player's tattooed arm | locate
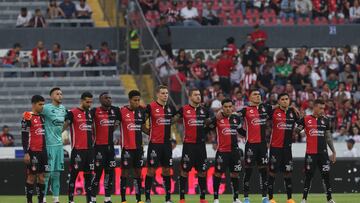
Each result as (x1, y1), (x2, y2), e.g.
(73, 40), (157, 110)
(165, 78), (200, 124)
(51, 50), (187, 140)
(325, 130), (335, 153)
(171, 114), (181, 124)
(141, 124), (149, 135)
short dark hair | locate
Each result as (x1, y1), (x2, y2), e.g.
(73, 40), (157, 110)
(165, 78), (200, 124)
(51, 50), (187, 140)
(314, 99), (325, 106)
(53, 42), (61, 49)
(156, 85), (168, 93)
(31, 95), (45, 104)
(101, 41), (108, 47)
(49, 87), (61, 96)
(13, 43), (21, 48)
(35, 8), (41, 13)
(21, 7), (27, 12)
(99, 92), (109, 99)
(249, 88), (260, 95)
(221, 98), (233, 105)
(128, 90), (141, 99)
(86, 44), (92, 49)
(188, 88), (200, 96)
(278, 93), (289, 100)
(81, 92), (93, 100)
(3, 125), (9, 130)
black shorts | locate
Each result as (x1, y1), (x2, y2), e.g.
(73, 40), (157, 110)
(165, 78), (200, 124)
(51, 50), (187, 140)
(244, 142), (268, 167)
(121, 148), (144, 169)
(269, 147), (293, 173)
(181, 143), (207, 172)
(214, 148), (242, 173)
(70, 149), (94, 172)
(147, 142), (172, 168)
(26, 151), (49, 174)
(94, 145), (116, 169)
(304, 152), (331, 174)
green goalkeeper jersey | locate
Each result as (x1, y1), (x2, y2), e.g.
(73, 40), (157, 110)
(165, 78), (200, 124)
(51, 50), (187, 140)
(42, 103), (67, 147)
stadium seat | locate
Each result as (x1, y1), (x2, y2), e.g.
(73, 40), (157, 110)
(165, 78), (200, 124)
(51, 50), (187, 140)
(297, 17), (311, 25)
(314, 17), (329, 25)
(280, 18), (295, 26)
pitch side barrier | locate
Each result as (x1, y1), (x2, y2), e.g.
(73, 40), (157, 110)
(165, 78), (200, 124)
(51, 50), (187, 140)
(0, 158), (358, 195)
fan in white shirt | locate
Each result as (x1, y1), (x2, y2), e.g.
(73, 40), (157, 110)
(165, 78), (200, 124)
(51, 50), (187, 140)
(16, 7), (32, 27)
(343, 138), (359, 157)
(180, 0), (201, 26)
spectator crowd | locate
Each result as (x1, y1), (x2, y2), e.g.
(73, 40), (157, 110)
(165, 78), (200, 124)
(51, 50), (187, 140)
(154, 24), (360, 145)
(138, 0), (360, 26)
(16, 0), (93, 28)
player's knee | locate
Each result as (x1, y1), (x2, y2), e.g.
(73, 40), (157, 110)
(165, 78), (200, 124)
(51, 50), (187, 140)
(284, 172), (292, 178)
(214, 172), (222, 177)
(147, 167), (156, 177)
(197, 171), (205, 177)
(27, 174), (36, 184)
(162, 167), (171, 176)
(230, 172), (239, 178)
(180, 169), (188, 177)
(38, 174), (46, 184)
(269, 171), (276, 177)
(134, 169), (142, 178)
(121, 169), (130, 177)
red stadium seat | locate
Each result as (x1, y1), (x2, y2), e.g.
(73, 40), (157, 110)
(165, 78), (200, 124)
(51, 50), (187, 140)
(246, 9), (259, 19)
(262, 9), (276, 18)
(314, 17), (329, 25)
(297, 17), (311, 25)
(281, 18), (295, 26)
(264, 17), (278, 26)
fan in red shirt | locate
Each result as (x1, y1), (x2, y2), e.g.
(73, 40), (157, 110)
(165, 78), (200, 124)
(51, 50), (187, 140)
(90, 92), (120, 203)
(2, 43), (21, 67)
(144, 85), (177, 203)
(238, 89), (272, 202)
(208, 98), (242, 203)
(295, 99), (336, 203)
(250, 24), (268, 50)
(22, 95), (47, 203)
(224, 37), (238, 58)
(267, 93), (299, 203)
(119, 90), (147, 203)
(173, 88), (210, 203)
(216, 50), (234, 95)
(80, 44), (97, 67)
(95, 42), (114, 66)
(64, 92), (94, 203)
(31, 41), (49, 67)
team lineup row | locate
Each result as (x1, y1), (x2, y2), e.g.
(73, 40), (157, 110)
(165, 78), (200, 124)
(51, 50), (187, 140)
(21, 86), (336, 203)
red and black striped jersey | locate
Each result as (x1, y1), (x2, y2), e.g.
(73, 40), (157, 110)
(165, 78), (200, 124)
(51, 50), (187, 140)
(296, 115), (330, 154)
(119, 106), (146, 150)
(66, 108), (94, 150)
(270, 107), (299, 148)
(21, 113), (46, 152)
(177, 104), (210, 144)
(209, 115), (241, 152)
(146, 101), (176, 144)
(91, 106), (120, 146)
(238, 103), (272, 144)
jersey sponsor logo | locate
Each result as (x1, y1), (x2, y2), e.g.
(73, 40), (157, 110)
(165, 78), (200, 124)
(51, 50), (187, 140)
(200, 109), (204, 114)
(138, 112), (142, 118)
(309, 129), (325, 136)
(220, 119), (225, 124)
(100, 119), (115, 126)
(249, 109), (254, 114)
(126, 123), (141, 131)
(276, 122), (293, 130)
(126, 113), (130, 118)
(155, 108), (160, 113)
(321, 119), (325, 125)
(167, 107), (171, 113)
(186, 110), (191, 114)
(156, 118), (171, 125)
(307, 120), (312, 124)
(187, 118), (204, 126)
(35, 128), (45, 135)
(277, 113), (282, 117)
(79, 123), (92, 131)
(51, 119), (64, 126)
(289, 113), (294, 118)
(221, 128), (237, 135)
(250, 118), (267, 125)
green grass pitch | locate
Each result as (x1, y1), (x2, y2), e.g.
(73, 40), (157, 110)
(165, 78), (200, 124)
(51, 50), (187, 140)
(0, 194), (358, 203)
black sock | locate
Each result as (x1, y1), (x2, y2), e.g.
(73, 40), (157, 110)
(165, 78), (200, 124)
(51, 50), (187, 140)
(179, 176), (187, 200)
(104, 168), (114, 198)
(231, 177), (239, 201)
(163, 175), (171, 201)
(84, 173), (93, 203)
(321, 172), (332, 201)
(120, 176), (127, 202)
(36, 183), (45, 203)
(198, 176), (207, 200)
(213, 175), (221, 200)
(134, 178), (142, 201)
(91, 168), (102, 198)
(284, 177), (292, 199)
(268, 175), (275, 199)
(68, 169), (79, 202)
(243, 168), (253, 198)
(145, 175), (153, 200)
(259, 168), (268, 197)
(25, 183), (34, 203)
(303, 172), (313, 200)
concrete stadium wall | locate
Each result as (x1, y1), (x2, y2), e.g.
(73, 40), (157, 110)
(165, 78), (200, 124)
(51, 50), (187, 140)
(0, 25), (359, 50)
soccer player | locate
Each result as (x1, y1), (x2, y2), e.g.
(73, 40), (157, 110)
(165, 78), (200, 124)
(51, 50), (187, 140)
(119, 90), (147, 203)
(208, 98), (242, 203)
(42, 87), (67, 203)
(295, 99), (336, 203)
(238, 89), (272, 203)
(173, 88), (210, 203)
(64, 92), (94, 203)
(144, 85), (177, 203)
(22, 95), (47, 203)
(267, 93), (299, 203)
(90, 92), (120, 203)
